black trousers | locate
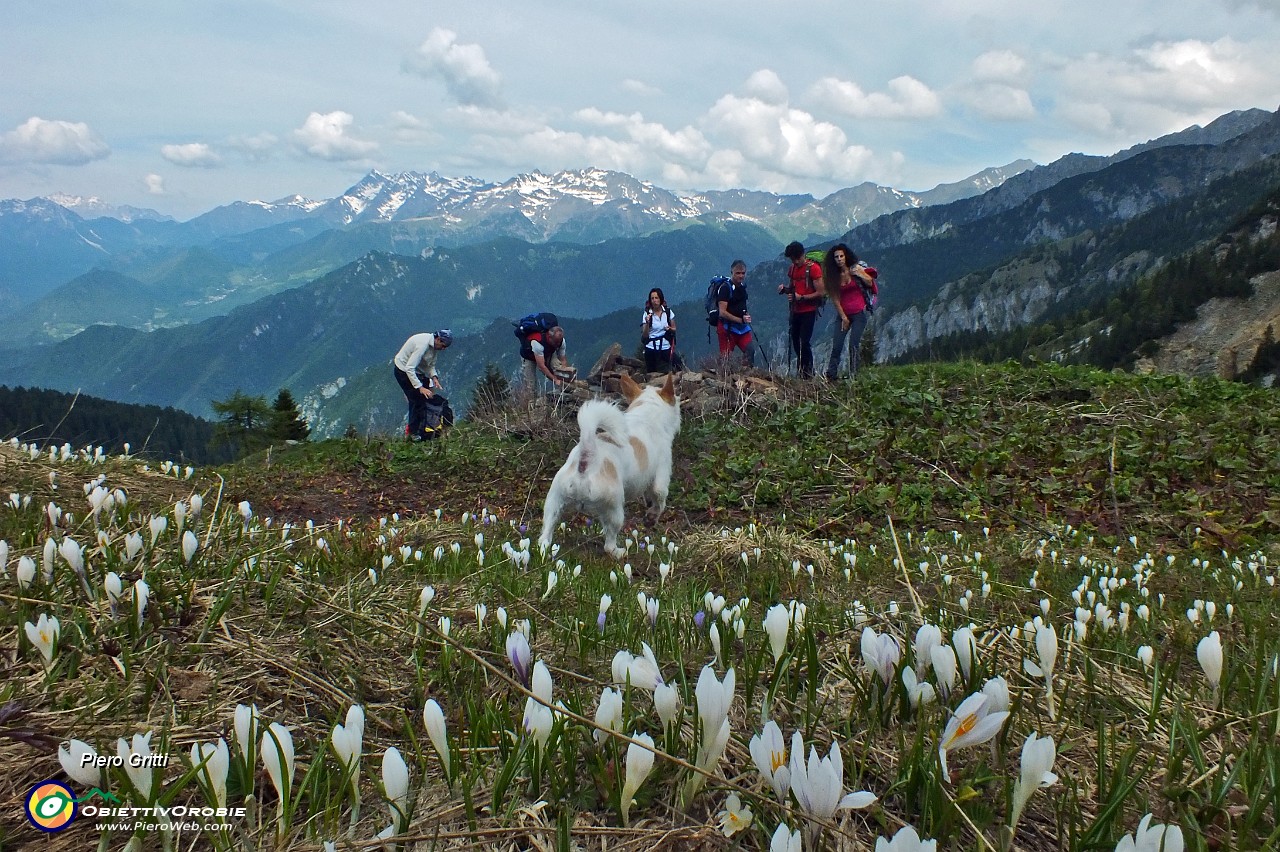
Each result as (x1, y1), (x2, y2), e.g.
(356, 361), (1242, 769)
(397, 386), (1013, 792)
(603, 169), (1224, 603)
(789, 311), (818, 377)
(644, 346), (675, 373)
(394, 366), (431, 436)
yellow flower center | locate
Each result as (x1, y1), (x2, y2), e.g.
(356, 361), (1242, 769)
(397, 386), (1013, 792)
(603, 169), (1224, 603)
(771, 750), (786, 773)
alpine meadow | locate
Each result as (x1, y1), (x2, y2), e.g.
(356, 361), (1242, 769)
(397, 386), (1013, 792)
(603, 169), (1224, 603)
(3, 106), (1280, 851)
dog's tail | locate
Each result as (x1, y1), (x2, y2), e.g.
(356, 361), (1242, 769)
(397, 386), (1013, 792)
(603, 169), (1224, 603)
(576, 400), (627, 474)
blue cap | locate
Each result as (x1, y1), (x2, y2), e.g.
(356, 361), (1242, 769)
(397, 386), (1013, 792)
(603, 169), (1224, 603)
(436, 329), (453, 346)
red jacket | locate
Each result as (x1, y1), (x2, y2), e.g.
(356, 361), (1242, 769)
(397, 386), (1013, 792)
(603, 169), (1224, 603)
(788, 260), (822, 315)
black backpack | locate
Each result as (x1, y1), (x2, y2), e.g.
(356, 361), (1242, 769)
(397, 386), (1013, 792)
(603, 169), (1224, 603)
(513, 312), (559, 339)
(419, 395), (455, 440)
(705, 277), (730, 326)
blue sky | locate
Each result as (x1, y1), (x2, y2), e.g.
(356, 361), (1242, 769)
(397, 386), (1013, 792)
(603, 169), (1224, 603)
(2, 0), (1278, 219)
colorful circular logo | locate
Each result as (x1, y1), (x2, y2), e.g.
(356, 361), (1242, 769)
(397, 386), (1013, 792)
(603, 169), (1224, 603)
(25, 780), (77, 832)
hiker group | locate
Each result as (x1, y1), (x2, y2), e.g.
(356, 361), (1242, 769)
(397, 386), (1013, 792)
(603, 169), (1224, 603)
(392, 240), (878, 440)
(709, 241), (878, 380)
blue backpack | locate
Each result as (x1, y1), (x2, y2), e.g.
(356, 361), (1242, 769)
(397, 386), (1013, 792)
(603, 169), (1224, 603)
(513, 312), (559, 339)
(705, 277), (730, 326)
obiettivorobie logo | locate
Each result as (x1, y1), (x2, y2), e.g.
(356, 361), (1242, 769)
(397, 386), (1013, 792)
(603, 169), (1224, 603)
(25, 781), (118, 832)
(24, 781), (244, 835)
(25, 783), (122, 832)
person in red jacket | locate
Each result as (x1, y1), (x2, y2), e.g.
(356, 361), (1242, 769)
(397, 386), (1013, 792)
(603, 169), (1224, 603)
(778, 241), (825, 377)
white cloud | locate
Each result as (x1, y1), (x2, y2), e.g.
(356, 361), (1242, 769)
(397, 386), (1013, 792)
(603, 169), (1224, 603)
(292, 111), (379, 161)
(1057, 37), (1278, 136)
(0, 117), (109, 165)
(144, 173), (166, 195)
(705, 93), (876, 183)
(160, 142), (222, 168)
(965, 84), (1036, 121)
(743, 69), (789, 106)
(972, 50), (1029, 84)
(809, 76), (943, 120)
(405, 28), (503, 108)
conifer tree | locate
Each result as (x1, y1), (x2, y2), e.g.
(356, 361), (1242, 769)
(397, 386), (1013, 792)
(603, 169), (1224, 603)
(269, 389), (310, 442)
(210, 390), (272, 458)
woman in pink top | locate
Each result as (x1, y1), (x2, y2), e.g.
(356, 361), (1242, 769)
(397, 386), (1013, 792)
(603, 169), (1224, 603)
(823, 244), (877, 380)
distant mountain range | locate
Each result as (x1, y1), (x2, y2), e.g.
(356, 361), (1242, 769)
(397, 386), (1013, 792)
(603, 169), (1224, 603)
(2, 106), (1278, 441)
(0, 161), (1032, 319)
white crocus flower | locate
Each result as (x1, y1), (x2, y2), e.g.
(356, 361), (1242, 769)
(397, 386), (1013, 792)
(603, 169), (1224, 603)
(619, 733), (656, 826)
(876, 825), (938, 851)
(654, 682), (680, 730)
(788, 732), (877, 847)
(716, 792), (753, 837)
(118, 732), (156, 801)
(594, 687), (624, 745)
(17, 555), (36, 590)
(683, 665), (735, 802)
(1114, 813), (1185, 852)
(861, 627), (900, 686)
(764, 604), (790, 663)
(190, 739), (230, 809)
(182, 530), (198, 563)
(379, 747), (411, 838)
(1023, 623), (1059, 720)
(149, 515), (167, 546)
(24, 613), (59, 666)
(952, 626), (977, 681)
(930, 645), (959, 699)
(1197, 631), (1224, 702)
(771, 823), (803, 852)
(902, 666), (937, 710)
(1009, 732), (1057, 833)
(611, 643), (664, 691)
(104, 572), (124, 615)
(981, 675), (1011, 715)
(331, 705), (365, 795)
(422, 699), (451, 780)
(59, 739), (103, 787)
(261, 722), (295, 814)
(749, 719), (791, 801)
(134, 579), (150, 624)
(914, 623), (943, 676)
(937, 693), (1010, 778)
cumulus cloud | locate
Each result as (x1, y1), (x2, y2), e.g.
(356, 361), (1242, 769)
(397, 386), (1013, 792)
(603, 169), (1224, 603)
(964, 84), (1036, 121)
(705, 92), (875, 182)
(405, 28), (503, 108)
(144, 173), (166, 195)
(809, 75), (943, 120)
(160, 142), (222, 168)
(0, 116), (109, 165)
(743, 69), (789, 106)
(292, 111), (379, 161)
(972, 50), (1029, 84)
(1057, 37), (1278, 135)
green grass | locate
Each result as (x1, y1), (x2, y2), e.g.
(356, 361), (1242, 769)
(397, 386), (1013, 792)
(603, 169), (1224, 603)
(1, 361), (1277, 851)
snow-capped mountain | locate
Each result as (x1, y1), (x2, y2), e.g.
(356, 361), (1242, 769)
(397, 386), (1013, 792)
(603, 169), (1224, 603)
(46, 193), (173, 223)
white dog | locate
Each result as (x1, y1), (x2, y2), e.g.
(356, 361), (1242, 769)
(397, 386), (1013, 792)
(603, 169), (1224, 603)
(539, 373), (681, 557)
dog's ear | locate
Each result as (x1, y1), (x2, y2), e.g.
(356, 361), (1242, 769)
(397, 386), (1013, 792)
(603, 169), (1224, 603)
(658, 372), (677, 405)
(619, 372), (643, 402)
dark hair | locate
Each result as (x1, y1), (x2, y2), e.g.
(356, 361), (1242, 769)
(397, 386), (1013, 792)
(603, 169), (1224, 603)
(647, 288), (667, 308)
(730, 259), (747, 271)
(824, 243), (859, 282)
(784, 241), (805, 260)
